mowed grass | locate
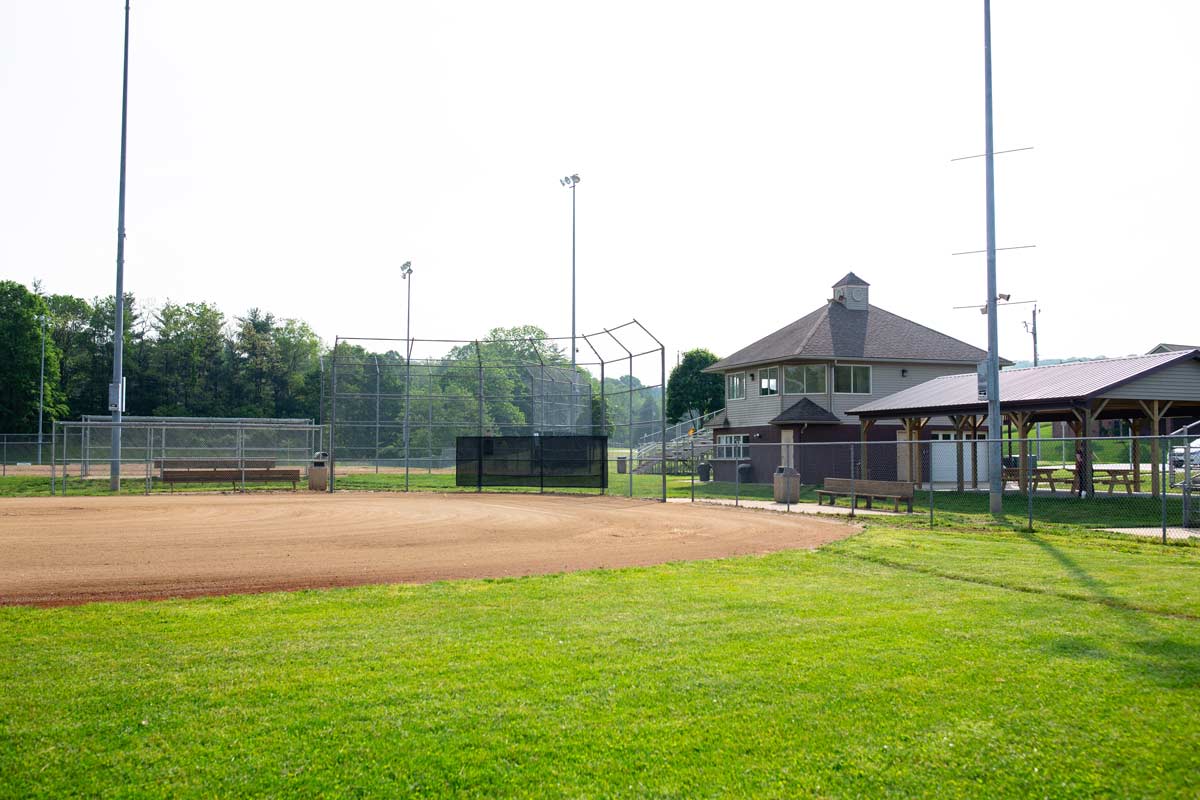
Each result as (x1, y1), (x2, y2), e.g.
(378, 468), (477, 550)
(2, 527), (1199, 797)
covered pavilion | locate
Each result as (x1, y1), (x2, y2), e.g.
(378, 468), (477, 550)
(848, 350), (1200, 496)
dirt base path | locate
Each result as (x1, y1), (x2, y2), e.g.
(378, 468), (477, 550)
(0, 493), (856, 606)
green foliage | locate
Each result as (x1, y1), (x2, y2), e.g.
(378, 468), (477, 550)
(666, 347), (723, 423)
(0, 282), (67, 431)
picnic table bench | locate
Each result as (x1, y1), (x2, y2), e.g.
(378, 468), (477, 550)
(1003, 467), (1066, 492)
(816, 477), (914, 513)
(161, 467), (300, 491)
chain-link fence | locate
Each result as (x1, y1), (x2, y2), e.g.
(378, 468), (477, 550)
(0, 434), (50, 476)
(49, 420), (325, 495)
(675, 435), (1198, 540)
(327, 322), (669, 497)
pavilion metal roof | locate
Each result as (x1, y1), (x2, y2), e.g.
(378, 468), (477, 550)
(848, 350), (1200, 418)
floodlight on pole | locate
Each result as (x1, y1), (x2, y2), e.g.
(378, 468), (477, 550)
(110, 0), (132, 492)
(561, 174), (580, 434)
(401, 260), (413, 492)
(560, 174), (579, 371)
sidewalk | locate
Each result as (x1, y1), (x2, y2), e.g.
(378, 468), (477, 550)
(666, 496), (905, 518)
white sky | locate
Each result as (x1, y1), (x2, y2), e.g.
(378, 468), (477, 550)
(2, 0), (1197, 370)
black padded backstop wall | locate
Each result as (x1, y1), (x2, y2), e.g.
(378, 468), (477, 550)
(456, 435), (608, 489)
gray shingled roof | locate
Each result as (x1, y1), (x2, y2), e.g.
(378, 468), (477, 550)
(769, 398), (841, 425)
(833, 272), (869, 287)
(849, 350), (1200, 417)
(705, 302), (997, 373)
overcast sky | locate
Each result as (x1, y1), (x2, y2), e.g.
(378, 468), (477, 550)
(2, 1), (1197, 370)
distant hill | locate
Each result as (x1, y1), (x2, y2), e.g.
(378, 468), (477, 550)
(1008, 355), (1138, 370)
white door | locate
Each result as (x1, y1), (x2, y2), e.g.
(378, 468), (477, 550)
(931, 433), (989, 484)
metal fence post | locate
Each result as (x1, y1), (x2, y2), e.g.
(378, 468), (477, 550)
(929, 442), (935, 529)
(690, 436), (695, 503)
(49, 428), (55, 495)
(735, 457), (740, 507)
(3, 435), (6, 478)
(476, 341), (484, 494)
(1162, 437), (1168, 544)
(145, 425), (152, 495)
(1027, 454), (1034, 532)
(849, 442), (856, 519)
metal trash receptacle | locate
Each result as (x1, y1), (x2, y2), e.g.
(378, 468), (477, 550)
(774, 466), (800, 503)
(697, 462), (712, 482)
(309, 451), (328, 491)
(736, 463), (754, 485)
(616, 456), (628, 474)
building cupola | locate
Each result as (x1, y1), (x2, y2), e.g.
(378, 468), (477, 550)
(832, 272), (869, 311)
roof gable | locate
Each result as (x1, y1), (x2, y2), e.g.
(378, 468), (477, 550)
(833, 272), (869, 287)
(706, 302), (995, 372)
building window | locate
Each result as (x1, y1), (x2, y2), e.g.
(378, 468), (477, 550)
(759, 367), (778, 396)
(784, 364), (827, 394)
(726, 372), (745, 401)
(834, 364), (871, 394)
(716, 434), (749, 460)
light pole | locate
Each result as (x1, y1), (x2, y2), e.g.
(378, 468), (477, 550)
(559, 174), (579, 369)
(982, 0), (1003, 517)
(560, 174), (579, 432)
(401, 260), (413, 492)
(110, 0), (132, 491)
(38, 313), (45, 464)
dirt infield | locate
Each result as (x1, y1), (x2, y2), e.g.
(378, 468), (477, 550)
(0, 493), (856, 606)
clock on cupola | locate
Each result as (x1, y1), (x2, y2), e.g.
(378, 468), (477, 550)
(832, 272), (870, 311)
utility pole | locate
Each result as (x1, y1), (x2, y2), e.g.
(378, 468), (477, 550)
(1022, 305), (1039, 366)
(982, 0), (1003, 517)
(110, 0), (131, 492)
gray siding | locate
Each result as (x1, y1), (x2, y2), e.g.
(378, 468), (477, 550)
(726, 361), (970, 427)
(1101, 360), (1200, 401)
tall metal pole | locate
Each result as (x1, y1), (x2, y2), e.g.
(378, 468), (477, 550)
(110, 0), (131, 492)
(983, 0), (1003, 516)
(403, 262), (413, 492)
(569, 180), (577, 372)
(38, 314), (46, 464)
(1031, 305), (1039, 366)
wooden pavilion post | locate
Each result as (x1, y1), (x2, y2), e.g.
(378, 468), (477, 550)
(951, 415), (967, 492)
(1131, 418), (1142, 493)
(1007, 411), (1033, 493)
(969, 415), (981, 489)
(859, 418), (875, 480)
(1137, 400), (1173, 498)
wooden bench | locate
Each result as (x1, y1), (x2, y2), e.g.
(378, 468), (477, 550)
(816, 477), (914, 513)
(161, 468), (300, 491)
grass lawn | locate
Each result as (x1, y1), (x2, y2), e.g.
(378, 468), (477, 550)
(2, 526), (1199, 797)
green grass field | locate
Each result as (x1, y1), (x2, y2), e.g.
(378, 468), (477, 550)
(2, 522), (1199, 797)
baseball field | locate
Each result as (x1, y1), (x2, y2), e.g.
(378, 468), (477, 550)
(2, 492), (1199, 797)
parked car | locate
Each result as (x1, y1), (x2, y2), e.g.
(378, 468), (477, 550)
(1170, 438), (1200, 468)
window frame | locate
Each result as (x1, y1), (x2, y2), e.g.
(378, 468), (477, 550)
(833, 364), (872, 395)
(783, 364), (828, 395)
(726, 372), (746, 401)
(715, 433), (750, 461)
(758, 366), (778, 396)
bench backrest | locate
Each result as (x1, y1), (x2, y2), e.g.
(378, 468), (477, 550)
(155, 459), (276, 470)
(824, 477), (915, 497)
(162, 468), (300, 482)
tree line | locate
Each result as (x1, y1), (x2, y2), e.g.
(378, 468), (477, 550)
(1, 280), (725, 442)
